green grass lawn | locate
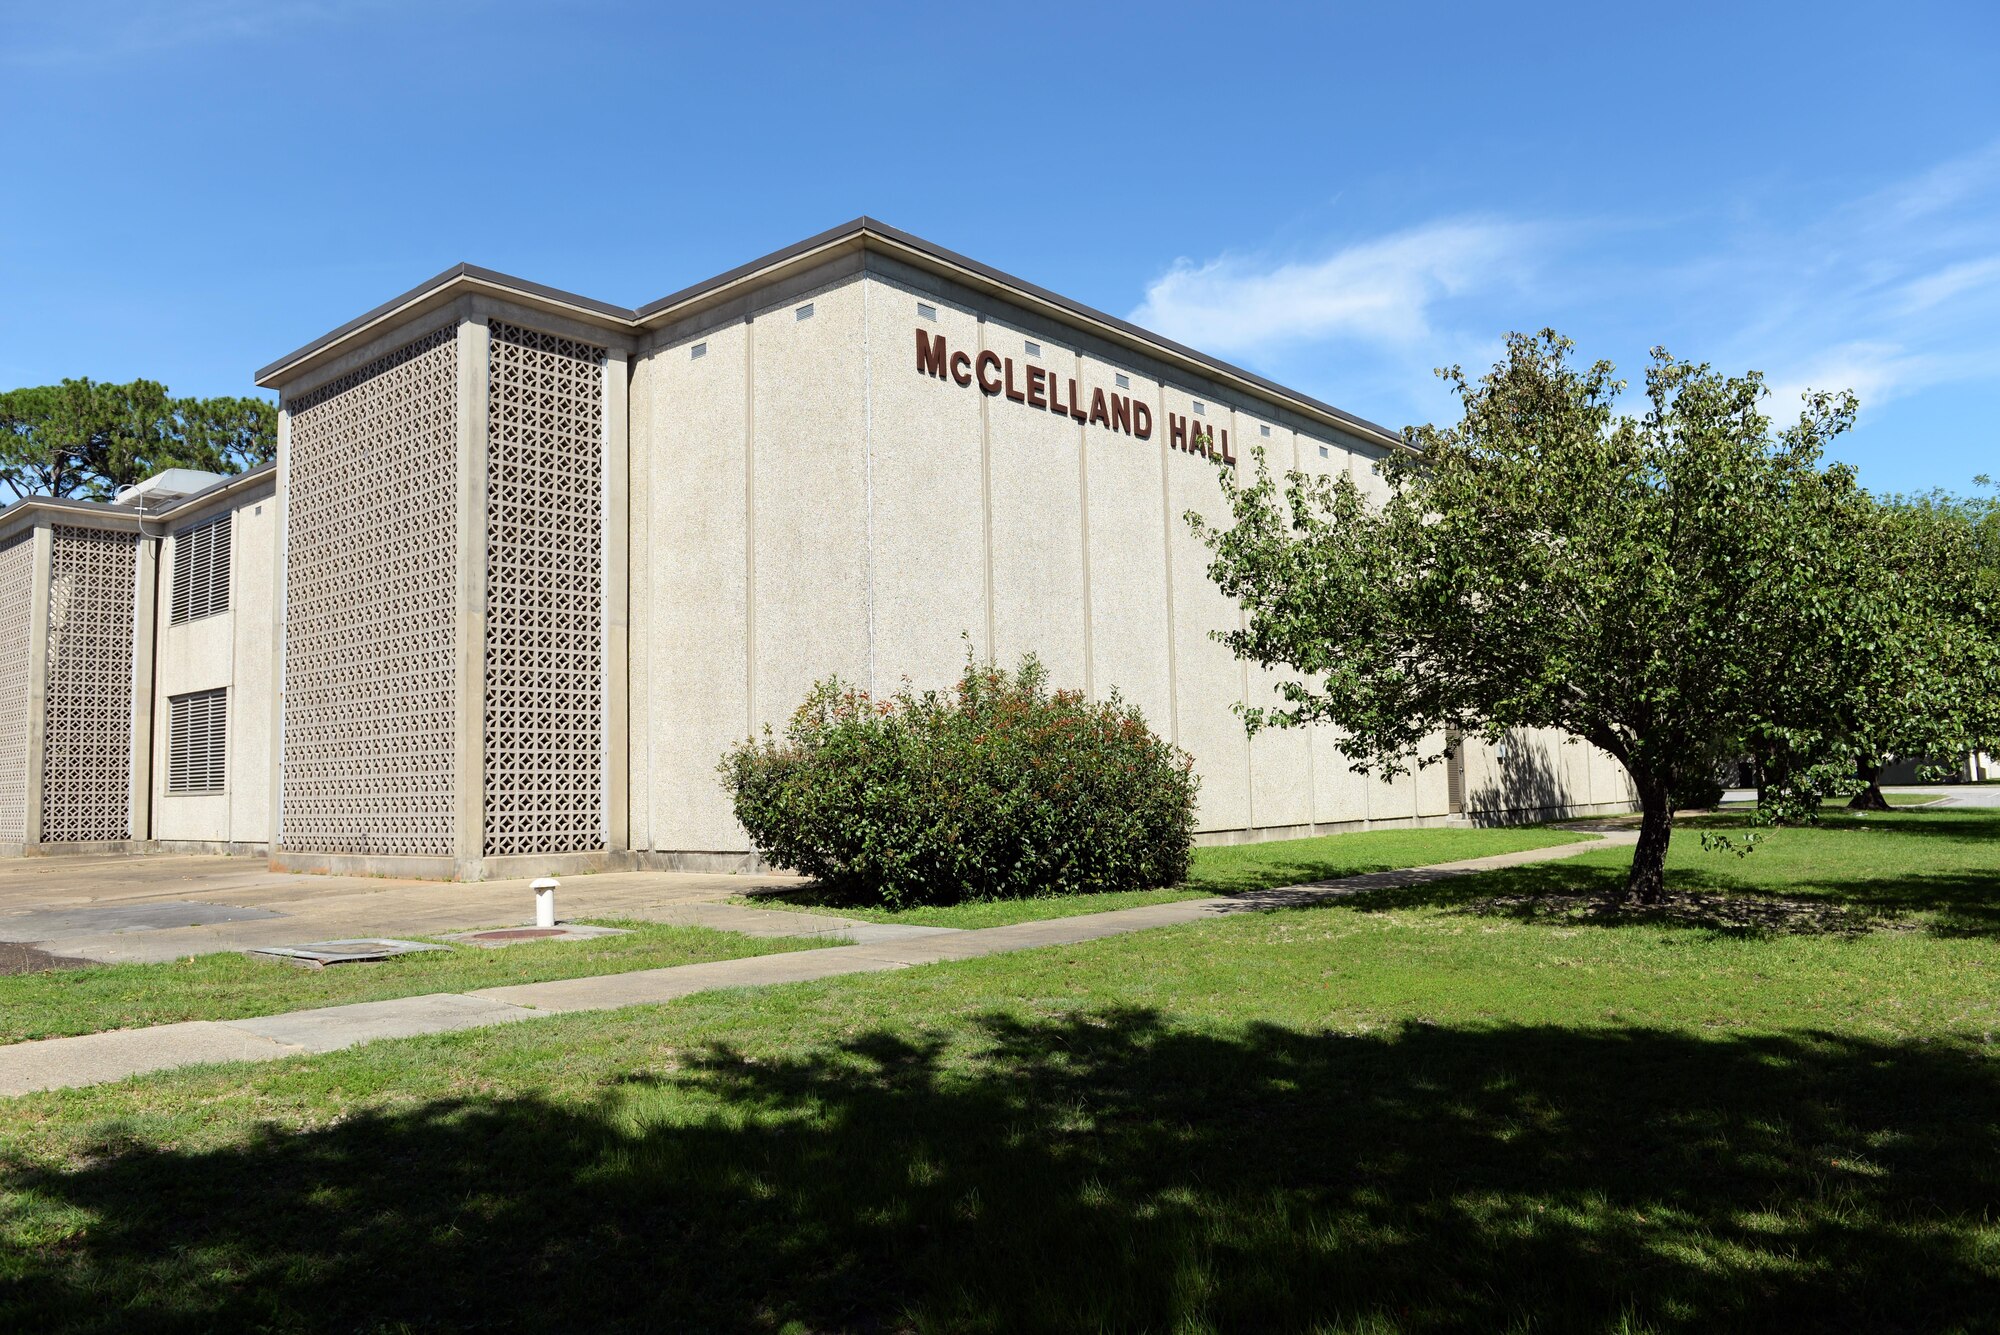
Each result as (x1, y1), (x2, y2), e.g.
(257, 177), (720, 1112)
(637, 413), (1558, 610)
(2, 807), (1996, 1330)
(0, 920), (824, 1046)
(744, 825), (1594, 927)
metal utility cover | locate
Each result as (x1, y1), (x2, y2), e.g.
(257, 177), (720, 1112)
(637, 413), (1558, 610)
(249, 939), (448, 967)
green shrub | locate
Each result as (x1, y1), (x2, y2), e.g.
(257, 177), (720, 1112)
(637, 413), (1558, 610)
(719, 655), (1198, 907)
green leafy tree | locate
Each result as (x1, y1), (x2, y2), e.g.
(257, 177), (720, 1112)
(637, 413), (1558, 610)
(1194, 330), (1878, 903)
(0, 378), (275, 501)
(1820, 484), (2000, 807)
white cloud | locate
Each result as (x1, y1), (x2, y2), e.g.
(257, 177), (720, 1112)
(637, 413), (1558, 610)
(1132, 140), (2000, 442)
(1129, 220), (1538, 354)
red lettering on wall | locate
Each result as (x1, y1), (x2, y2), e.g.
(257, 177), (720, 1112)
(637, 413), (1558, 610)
(1133, 402), (1153, 440)
(1169, 413), (1188, 452)
(1026, 365), (1046, 409)
(950, 350), (973, 386)
(1110, 394), (1131, 434)
(916, 329), (949, 379)
(1089, 388), (1110, 428)
(1004, 358), (1025, 403)
(1219, 428), (1235, 465)
(976, 351), (1002, 394)
(1067, 379), (1087, 423)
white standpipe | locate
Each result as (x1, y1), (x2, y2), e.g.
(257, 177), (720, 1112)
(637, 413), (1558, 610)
(532, 878), (560, 928)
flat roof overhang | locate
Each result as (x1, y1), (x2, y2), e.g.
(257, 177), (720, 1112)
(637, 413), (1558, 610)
(255, 219), (1412, 455)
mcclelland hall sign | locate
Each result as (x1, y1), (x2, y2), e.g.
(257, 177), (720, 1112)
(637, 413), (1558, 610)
(915, 329), (1235, 464)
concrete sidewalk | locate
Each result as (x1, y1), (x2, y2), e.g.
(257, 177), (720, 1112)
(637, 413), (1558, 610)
(0, 832), (1630, 1098)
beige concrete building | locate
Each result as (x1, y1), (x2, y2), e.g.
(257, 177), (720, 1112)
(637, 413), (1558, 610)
(0, 220), (1635, 879)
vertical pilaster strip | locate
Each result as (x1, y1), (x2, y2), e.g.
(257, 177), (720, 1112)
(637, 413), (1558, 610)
(1075, 347), (1095, 699)
(128, 531), (159, 841)
(454, 314), (491, 877)
(977, 316), (996, 661)
(23, 524), (51, 845)
(268, 404), (289, 856)
(743, 315), (757, 737)
(603, 347), (630, 854)
(1292, 425), (1317, 836)
(627, 349), (653, 854)
(1235, 407), (1253, 835)
(1156, 379), (1180, 748)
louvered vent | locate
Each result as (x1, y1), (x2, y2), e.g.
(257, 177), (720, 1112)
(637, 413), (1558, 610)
(170, 513), (231, 624)
(168, 688), (227, 794)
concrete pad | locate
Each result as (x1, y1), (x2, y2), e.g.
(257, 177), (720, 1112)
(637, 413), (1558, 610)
(0, 900), (283, 940)
(226, 994), (537, 1053)
(0, 1021), (301, 1097)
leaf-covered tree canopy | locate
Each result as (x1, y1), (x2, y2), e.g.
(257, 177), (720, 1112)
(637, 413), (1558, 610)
(0, 378), (275, 502)
(1195, 330), (1997, 902)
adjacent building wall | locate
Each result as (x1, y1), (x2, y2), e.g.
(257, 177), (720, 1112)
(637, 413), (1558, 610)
(149, 485), (277, 847)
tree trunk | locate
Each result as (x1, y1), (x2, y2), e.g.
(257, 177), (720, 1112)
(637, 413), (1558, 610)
(1847, 757), (1891, 811)
(1624, 783), (1673, 905)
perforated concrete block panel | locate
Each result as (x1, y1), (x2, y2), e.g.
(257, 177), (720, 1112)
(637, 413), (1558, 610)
(42, 526), (138, 842)
(483, 322), (607, 858)
(283, 328), (459, 857)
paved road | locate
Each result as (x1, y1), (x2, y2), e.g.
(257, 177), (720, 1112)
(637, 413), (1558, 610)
(1722, 785), (1999, 808)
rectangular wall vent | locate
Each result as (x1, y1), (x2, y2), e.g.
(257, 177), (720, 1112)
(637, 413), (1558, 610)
(168, 688), (227, 795)
(917, 302), (938, 321)
(170, 512), (231, 625)
(1114, 373), (1130, 389)
(795, 303), (814, 320)
(690, 342), (707, 360)
(1024, 340), (1041, 357)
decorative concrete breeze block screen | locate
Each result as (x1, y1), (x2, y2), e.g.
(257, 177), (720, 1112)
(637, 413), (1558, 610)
(0, 534), (34, 841)
(42, 526), (138, 842)
(283, 328), (459, 856)
(483, 322), (606, 857)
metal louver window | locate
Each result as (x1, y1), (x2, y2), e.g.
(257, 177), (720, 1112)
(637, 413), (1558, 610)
(170, 513), (231, 624)
(167, 688), (227, 794)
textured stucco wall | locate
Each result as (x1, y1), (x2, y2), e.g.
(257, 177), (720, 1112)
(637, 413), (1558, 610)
(149, 490), (276, 845)
(627, 262), (1633, 855)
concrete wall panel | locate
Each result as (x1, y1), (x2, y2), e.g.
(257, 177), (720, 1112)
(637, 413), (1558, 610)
(1161, 385), (1249, 832)
(862, 277), (988, 690)
(643, 321), (753, 852)
(1077, 350), (1172, 731)
(751, 281), (873, 725)
(979, 317), (1089, 690)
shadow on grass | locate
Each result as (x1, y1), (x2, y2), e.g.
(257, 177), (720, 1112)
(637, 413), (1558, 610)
(5, 1012), (1998, 1332)
(1347, 855), (2000, 940)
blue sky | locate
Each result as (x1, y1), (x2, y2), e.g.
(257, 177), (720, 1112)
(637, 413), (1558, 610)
(3, 0), (1996, 495)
